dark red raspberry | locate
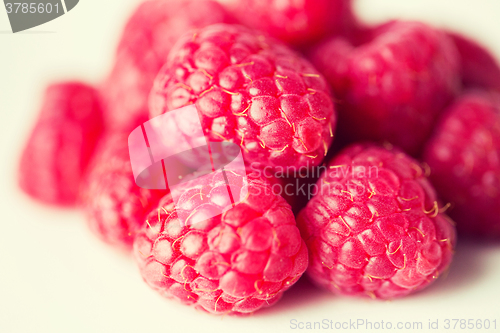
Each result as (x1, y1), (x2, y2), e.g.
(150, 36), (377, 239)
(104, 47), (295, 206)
(309, 21), (461, 155)
(19, 82), (104, 206)
(150, 24), (336, 169)
(81, 132), (168, 250)
(424, 91), (500, 238)
(227, 0), (354, 47)
(133, 171), (308, 315)
(297, 143), (456, 299)
(447, 32), (500, 91)
(102, 0), (232, 129)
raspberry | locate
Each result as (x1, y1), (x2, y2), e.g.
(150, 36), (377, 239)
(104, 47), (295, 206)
(19, 82), (104, 206)
(150, 24), (336, 169)
(297, 144), (456, 299)
(309, 21), (461, 155)
(81, 132), (168, 250)
(102, 0), (232, 129)
(447, 32), (500, 91)
(423, 91), (500, 238)
(133, 170), (308, 315)
(227, 0), (354, 47)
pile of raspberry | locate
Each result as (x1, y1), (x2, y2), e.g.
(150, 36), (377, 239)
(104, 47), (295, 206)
(18, 0), (500, 316)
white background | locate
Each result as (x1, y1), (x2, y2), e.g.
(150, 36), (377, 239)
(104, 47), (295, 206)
(1, 1), (500, 332)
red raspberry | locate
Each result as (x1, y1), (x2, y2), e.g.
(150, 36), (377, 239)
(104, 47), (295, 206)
(19, 82), (104, 206)
(424, 91), (500, 238)
(102, 0), (232, 129)
(297, 144), (456, 299)
(150, 24), (336, 169)
(227, 0), (354, 47)
(133, 171), (308, 315)
(81, 132), (168, 250)
(447, 32), (500, 91)
(309, 21), (461, 155)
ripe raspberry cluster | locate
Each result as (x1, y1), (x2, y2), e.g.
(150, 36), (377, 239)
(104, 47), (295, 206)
(18, 0), (500, 316)
(81, 133), (168, 250)
(424, 92), (500, 237)
(298, 144), (456, 299)
(102, 0), (233, 130)
(19, 82), (104, 205)
(134, 171), (307, 315)
(149, 23), (336, 169)
(309, 20), (461, 155)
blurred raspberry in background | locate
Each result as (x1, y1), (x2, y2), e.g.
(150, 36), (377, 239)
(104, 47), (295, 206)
(101, 0), (234, 130)
(19, 82), (104, 206)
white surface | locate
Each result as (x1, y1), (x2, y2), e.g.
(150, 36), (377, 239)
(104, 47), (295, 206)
(1, 1), (500, 332)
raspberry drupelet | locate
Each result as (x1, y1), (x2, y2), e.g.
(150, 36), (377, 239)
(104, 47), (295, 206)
(133, 171), (308, 315)
(297, 143), (456, 299)
(149, 23), (336, 169)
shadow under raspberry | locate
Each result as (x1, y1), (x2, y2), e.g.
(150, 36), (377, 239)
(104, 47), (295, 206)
(256, 239), (499, 315)
(419, 240), (499, 296)
(256, 276), (334, 316)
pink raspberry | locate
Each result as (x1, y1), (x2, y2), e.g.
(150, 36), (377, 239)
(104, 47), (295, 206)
(424, 91), (500, 238)
(133, 171), (308, 315)
(150, 24), (336, 169)
(309, 21), (461, 155)
(81, 132), (168, 250)
(102, 0), (232, 129)
(297, 143), (456, 299)
(227, 0), (354, 47)
(447, 32), (500, 91)
(19, 82), (104, 206)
